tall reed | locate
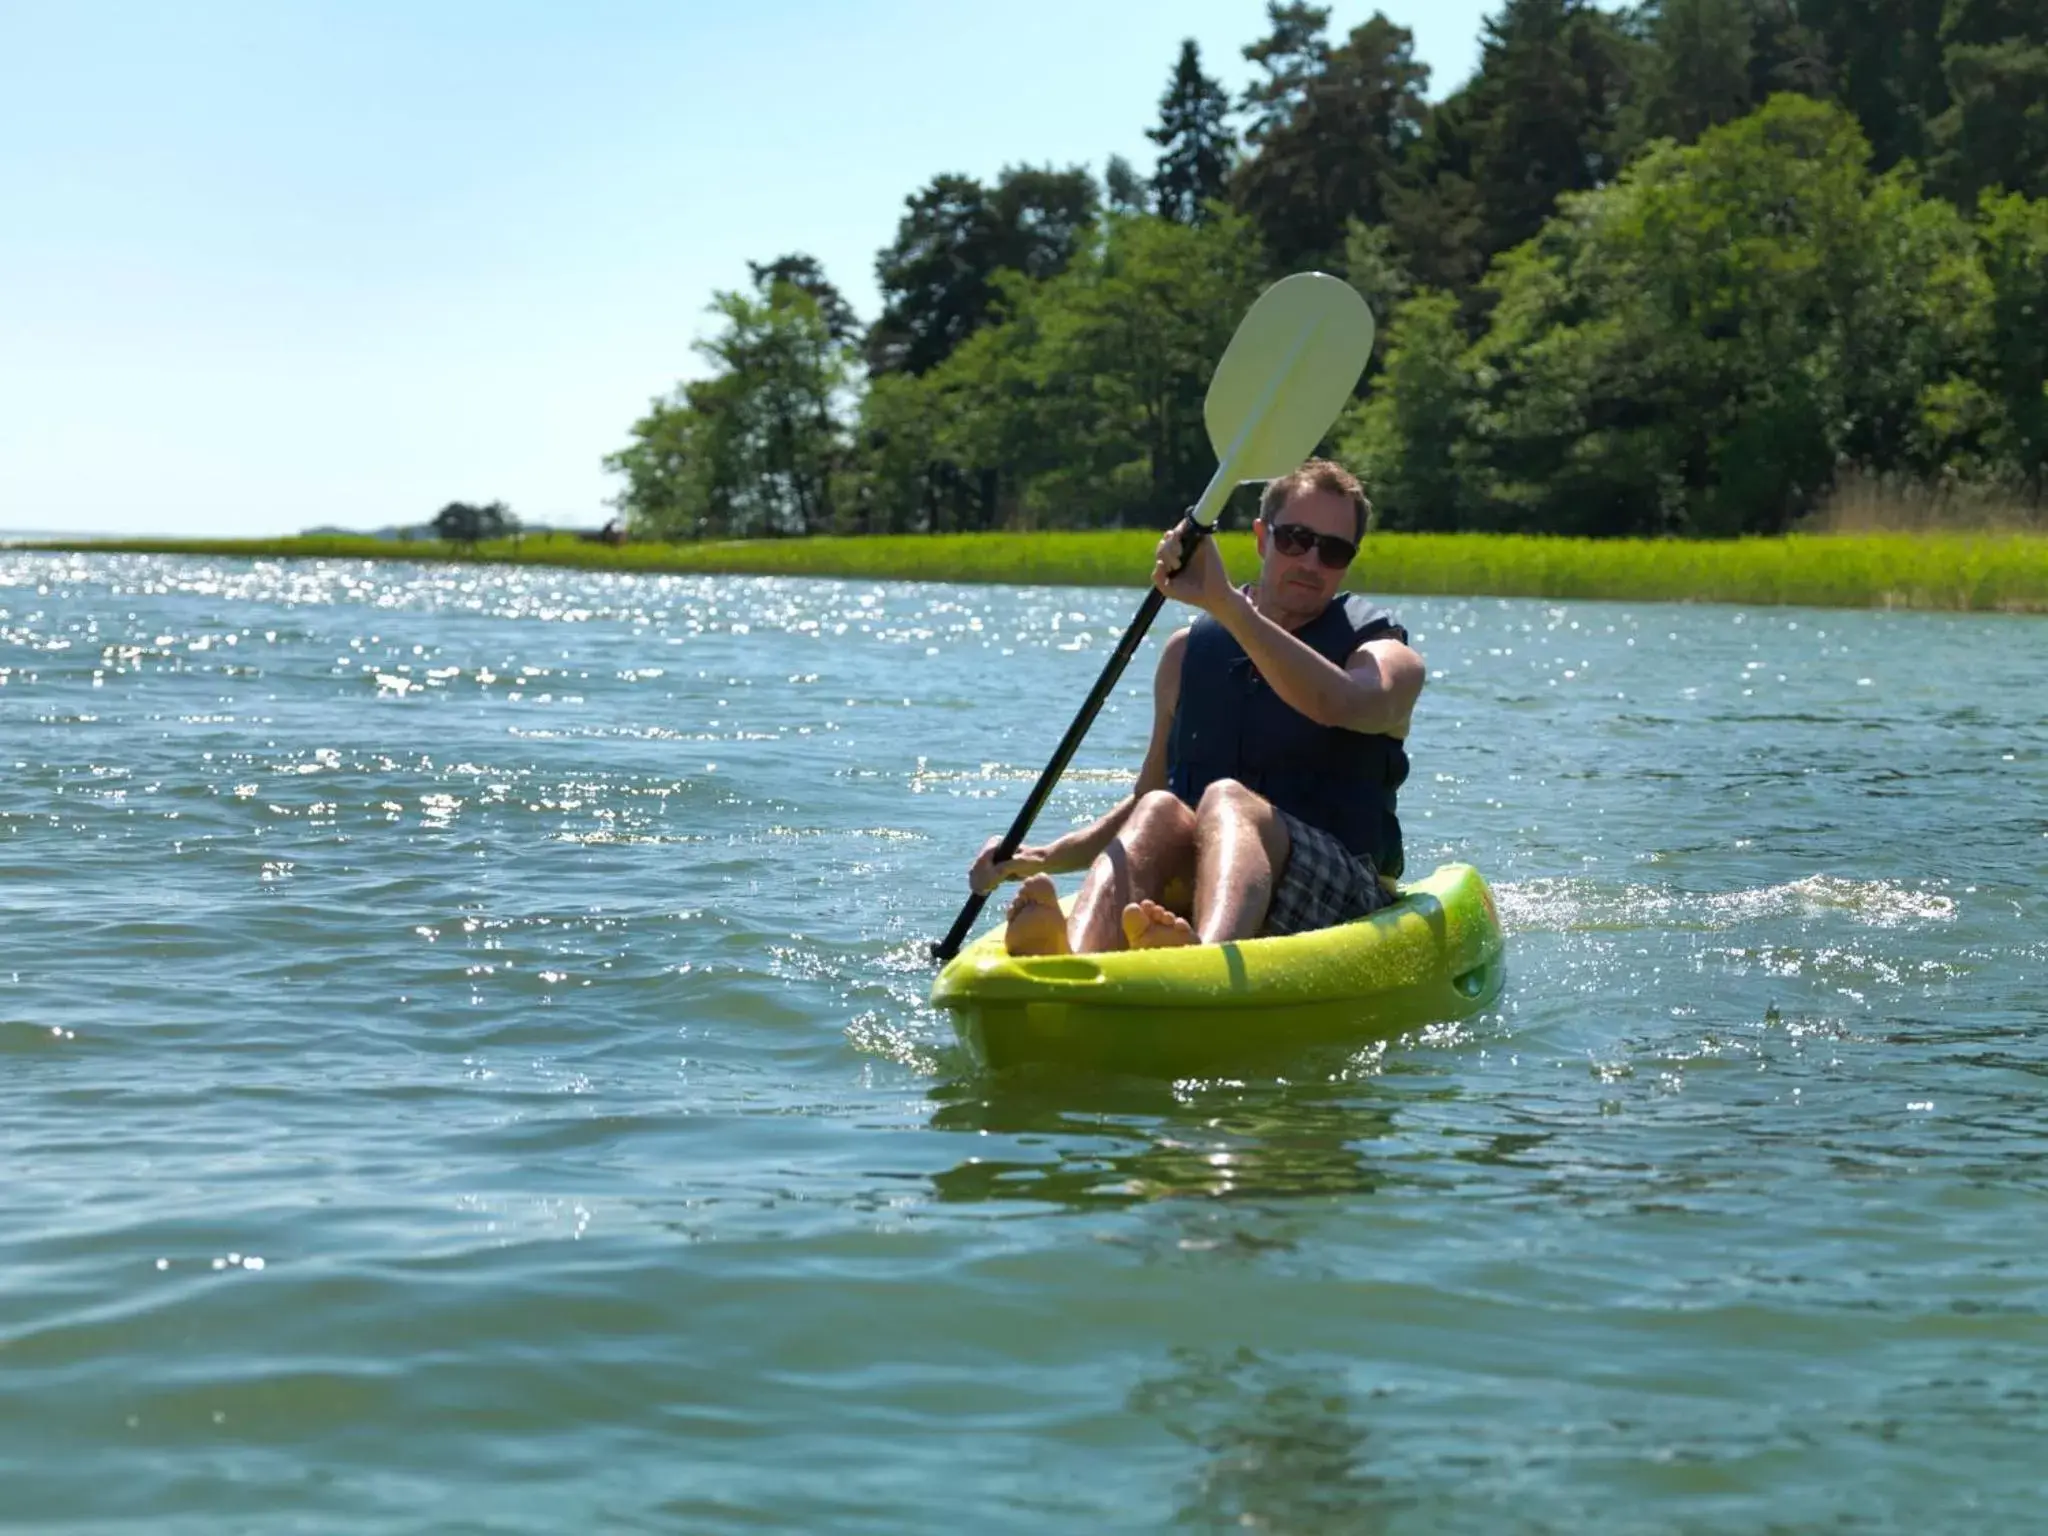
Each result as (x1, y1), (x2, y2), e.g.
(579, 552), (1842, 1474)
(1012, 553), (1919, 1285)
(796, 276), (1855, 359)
(20, 529), (2048, 613)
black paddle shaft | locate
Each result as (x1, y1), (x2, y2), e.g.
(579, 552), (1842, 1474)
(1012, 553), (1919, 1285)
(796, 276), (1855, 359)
(929, 518), (1211, 964)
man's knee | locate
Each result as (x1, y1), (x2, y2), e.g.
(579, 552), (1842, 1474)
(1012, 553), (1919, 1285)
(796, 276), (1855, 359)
(1195, 778), (1265, 824)
(1196, 779), (1288, 860)
(1135, 788), (1190, 821)
(1128, 788), (1196, 843)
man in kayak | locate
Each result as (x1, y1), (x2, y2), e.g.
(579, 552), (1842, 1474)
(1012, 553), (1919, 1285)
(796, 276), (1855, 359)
(969, 458), (1423, 954)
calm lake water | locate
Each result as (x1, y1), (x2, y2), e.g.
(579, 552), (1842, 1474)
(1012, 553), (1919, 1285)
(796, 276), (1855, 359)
(3, 551), (2044, 1533)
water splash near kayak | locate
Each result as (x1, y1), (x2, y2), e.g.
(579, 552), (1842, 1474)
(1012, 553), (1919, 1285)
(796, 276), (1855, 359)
(1495, 872), (1959, 932)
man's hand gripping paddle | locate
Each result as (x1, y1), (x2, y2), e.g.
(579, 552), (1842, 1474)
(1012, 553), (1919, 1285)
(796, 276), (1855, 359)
(929, 272), (1377, 964)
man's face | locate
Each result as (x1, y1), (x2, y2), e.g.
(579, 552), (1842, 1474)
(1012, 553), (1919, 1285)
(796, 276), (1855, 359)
(1254, 488), (1357, 616)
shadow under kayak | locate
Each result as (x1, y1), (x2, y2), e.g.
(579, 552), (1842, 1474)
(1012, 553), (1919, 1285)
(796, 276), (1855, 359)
(931, 862), (1507, 1075)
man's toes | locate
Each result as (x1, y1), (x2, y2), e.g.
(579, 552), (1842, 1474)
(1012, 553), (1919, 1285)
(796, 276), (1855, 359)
(1120, 902), (1152, 947)
(1121, 900), (1196, 949)
(1008, 873), (1056, 917)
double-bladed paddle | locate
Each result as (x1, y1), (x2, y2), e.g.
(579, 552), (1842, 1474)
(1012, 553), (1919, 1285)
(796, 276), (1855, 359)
(929, 271), (1377, 964)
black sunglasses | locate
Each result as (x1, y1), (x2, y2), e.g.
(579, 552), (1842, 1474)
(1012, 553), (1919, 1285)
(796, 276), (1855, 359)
(1268, 522), (1358, 568)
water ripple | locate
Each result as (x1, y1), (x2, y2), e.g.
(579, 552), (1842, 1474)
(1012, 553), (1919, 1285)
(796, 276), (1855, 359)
(2, 553), (2044, 1531)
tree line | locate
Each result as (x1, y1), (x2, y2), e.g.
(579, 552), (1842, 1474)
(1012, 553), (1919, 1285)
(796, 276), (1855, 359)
(607, 0), (2048, 541)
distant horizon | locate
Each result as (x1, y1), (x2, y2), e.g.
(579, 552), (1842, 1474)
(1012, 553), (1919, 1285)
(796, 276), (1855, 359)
(2, 2), (1487, 541)
(0, 513), (615, 541)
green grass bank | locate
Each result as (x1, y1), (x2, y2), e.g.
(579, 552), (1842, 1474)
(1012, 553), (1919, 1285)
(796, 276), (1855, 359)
(20, 529), (2048, 613)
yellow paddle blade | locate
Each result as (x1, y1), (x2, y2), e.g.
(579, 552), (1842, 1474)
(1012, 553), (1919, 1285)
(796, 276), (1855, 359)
(1201, 271), (1376, 489)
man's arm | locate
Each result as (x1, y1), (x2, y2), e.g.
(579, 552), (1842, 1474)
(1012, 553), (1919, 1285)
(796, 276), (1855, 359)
(968, 628), (1187, 892)
(1148, 526), (1424, 736)
(1206, 592), (1424, 736)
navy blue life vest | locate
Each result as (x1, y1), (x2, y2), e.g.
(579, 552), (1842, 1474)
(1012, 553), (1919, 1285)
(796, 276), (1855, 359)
(1166, 591), (1410, 878)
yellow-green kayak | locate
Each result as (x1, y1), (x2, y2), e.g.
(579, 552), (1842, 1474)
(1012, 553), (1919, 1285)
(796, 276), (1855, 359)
(931, 863), (1505, 1074)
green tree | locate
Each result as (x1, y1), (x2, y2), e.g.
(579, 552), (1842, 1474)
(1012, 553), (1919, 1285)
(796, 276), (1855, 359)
(610, 5), (2048, 546)
(1380, 89), (1488, 295)
(707, 276), (851, 534)
(1376, 0), (1637, 298)
(1977, 190), (2048, 495)
(1104, 153), (1148, 215)
(867, 165), (1099, 376)
(1800, 0), (1952, 171)
(867, 173), (994, 377)
(1148, 40), (1236, 224)
(607, 266), (856, 538)
(605, 380), (723, 539)
(1403, 96), (1986, 536)
(1028, 213), (1270, 522)
(1930, 0), (2048, 202)
(1833, 172), (1987, 476)
(851, 213), (1268, 531)
(747, 253), (859, 345)
(1466, 0), (1642, 263)
(1637, 0), (1759, 141)
(1338, 289), (1477, 528)
(1342, 219), (1412, 350)
(1231, 12), (1432, 272)
(1240, 2), (1333, 147)
(431, 500), (514, 547)
(846, 368), (984, 534)
(991, 165), (1102, 276)
(1747, 0), (1832, 99)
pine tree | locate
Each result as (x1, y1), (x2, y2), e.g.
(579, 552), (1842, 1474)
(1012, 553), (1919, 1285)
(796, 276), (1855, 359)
(1104, 154), (1147, 215)
(1380, 89), (1488, 296)
(989, 165), (1100, 278)
(868, 166), (1098, 376)
(1799, 0), (1952, 172)
(1148, 40), (1236, 225)
(1466, 0), (1637, 262)
(1747, 0), (1832, 100)
(1240, 1), (1333, 146)
(1641, 0), (1757, 142)
(747, 254), (859, 346)
(1231, 13), (1430, 272)
(1930, 0), (2048, 202)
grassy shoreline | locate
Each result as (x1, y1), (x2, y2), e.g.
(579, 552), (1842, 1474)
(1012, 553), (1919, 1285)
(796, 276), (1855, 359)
(14, 528), (2048, 612)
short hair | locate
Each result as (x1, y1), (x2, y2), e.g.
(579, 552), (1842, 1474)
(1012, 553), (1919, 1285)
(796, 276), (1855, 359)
(1258, 458), (1369, 542)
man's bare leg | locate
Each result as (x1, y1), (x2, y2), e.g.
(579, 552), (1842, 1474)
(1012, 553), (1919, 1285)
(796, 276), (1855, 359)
(1187, 779), (1292, 944)
(1005, 790), (1196, 956)
(1067, 790), (1198, 953)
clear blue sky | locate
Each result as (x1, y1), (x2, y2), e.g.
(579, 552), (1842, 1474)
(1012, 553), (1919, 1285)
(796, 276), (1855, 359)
(1, 2), (1490, 537)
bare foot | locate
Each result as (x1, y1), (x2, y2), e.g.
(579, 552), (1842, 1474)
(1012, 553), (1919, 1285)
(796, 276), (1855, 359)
(1004, 874), (1071, 957)
(1121, 898), (1196, 950)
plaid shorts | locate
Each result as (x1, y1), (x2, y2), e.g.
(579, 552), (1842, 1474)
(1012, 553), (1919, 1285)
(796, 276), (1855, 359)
(1264, 810), (1393, 937)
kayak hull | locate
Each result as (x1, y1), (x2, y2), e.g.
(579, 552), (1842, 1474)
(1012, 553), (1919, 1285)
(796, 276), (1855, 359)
(931, 862), (1506, 1075)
